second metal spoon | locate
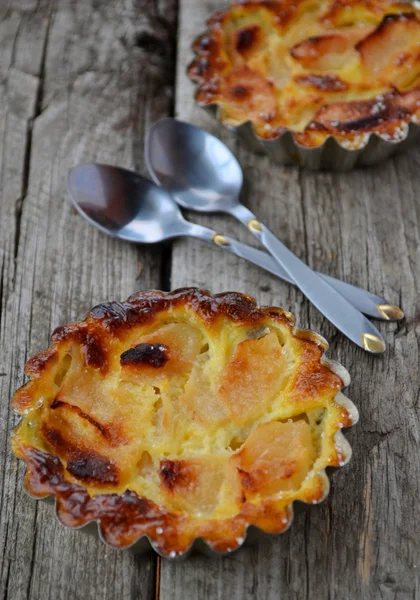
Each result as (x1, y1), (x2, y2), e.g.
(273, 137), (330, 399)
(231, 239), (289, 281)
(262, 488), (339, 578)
(146, 118), (393, 353)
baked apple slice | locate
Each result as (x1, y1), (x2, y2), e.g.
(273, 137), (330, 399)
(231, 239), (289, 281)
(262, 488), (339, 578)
(357, 13), (420, 87)
(159, 454), (240, 515)
(120, 323), (204, 381)
(232, 420), (315, 497)
(291, 29), (372, 71)
(218, 332), (286, 423)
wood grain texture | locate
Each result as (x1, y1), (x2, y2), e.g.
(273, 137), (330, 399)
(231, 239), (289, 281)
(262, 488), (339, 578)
(0, 1), (177, 599)
(159, 1), (420, 598)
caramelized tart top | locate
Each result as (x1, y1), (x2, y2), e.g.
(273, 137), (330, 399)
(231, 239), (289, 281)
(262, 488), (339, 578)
(12, 288), (357, 556)
(188, 0), (420, 148)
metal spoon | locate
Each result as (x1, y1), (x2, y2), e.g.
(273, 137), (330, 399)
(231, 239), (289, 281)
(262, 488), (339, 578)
(68, 163), (399, 325)
(146, 118), (393, 353)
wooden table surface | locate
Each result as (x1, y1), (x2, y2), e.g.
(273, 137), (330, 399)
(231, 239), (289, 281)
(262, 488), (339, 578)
(0, 1), (419, 599)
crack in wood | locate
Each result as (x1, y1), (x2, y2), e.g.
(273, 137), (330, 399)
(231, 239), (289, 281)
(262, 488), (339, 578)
(9, 9), (23, 69)
(13, 0), (54, 265)
(0, 261), (4, 330)
(159, 243), (173, 292)
(24, 513), (38, 600)
(297, 169), (312, 331)
(3, 559), (11, 600)
(155, 556), (161, 600)
(303, 512), (311, 600)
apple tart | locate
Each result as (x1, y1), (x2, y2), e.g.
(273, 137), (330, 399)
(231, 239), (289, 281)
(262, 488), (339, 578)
(12, 288), (357, 556)
(188, 0), (420, 163)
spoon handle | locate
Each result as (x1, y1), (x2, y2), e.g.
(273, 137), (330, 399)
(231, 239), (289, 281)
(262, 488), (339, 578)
(183, 222), (401, 322)
(220, 206), (386, 353)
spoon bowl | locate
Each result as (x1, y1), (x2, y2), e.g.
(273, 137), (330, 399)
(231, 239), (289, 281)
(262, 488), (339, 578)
(146, 118), (242, 212)
(67, 163), (187, 244)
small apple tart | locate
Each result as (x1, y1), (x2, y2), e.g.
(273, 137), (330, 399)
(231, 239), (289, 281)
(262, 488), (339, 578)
(188, 0), (420, 167)
(12, 288), (357, 557)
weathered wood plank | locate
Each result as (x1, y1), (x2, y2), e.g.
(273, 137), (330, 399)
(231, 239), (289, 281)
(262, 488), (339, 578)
(159, 0), (420, 598)
(0, 1), (177, 599)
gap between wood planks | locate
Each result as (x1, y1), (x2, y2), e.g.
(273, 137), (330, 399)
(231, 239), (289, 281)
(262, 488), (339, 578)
(154, 1), (180, 595)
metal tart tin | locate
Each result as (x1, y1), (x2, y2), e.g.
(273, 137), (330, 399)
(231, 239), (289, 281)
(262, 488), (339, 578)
(199, 96), (420, 172)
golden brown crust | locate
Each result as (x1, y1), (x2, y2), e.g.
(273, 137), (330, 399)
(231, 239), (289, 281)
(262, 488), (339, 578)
(188, 0), (420, 148)
(11, 288), (356, 556)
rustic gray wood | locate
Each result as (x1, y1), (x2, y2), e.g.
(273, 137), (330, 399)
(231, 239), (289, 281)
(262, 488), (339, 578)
(1, 0), (420, 599)
(0, 1), (177, 599)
